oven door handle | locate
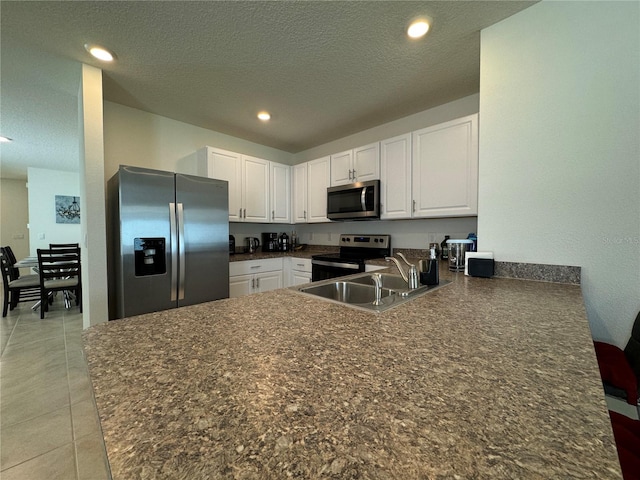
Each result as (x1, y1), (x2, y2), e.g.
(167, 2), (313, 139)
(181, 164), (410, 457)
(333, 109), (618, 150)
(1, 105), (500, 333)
(312, 259), (361, 270)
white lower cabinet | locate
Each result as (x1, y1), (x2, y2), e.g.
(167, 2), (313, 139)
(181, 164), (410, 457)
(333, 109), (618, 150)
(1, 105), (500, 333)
(229, 258), (283, 298)
(287, 257), (312, 286)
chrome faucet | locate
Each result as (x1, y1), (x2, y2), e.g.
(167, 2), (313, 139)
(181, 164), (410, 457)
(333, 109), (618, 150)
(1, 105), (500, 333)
(385, 253), (419, 289)
(371, 273), (384, 305)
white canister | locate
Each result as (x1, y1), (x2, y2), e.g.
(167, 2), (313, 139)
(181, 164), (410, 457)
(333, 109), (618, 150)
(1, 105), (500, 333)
(446, 239), (474, 272)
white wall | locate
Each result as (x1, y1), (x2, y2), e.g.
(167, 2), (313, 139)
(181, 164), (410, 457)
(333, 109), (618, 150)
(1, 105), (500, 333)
(27, 167), (81, 254)
(293, 94), (479, 163)
(79, 63), (109, 328)
(0, 178), (30, 261)
(479, 1), (640, 346)
(103, 102), (294, 181)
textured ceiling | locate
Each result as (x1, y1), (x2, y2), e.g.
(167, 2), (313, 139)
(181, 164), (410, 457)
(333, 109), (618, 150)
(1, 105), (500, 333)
(0, 1), (537, 179)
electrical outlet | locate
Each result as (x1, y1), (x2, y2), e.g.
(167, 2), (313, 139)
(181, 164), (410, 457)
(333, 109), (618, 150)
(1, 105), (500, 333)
(38, 233), (45, 240)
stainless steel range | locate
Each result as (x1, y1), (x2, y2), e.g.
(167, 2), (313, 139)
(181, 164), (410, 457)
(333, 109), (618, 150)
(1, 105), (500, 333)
(311, 234), (391, 281)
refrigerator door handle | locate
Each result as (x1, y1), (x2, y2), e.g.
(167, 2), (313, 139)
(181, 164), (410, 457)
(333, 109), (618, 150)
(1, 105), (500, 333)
(169, 202), (178, 301)
(177, 202), (186, 300)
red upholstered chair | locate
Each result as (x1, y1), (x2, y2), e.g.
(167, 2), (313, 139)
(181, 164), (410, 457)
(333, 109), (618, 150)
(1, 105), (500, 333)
(594, 311), (640, 408)
(609, 410), (640, 480)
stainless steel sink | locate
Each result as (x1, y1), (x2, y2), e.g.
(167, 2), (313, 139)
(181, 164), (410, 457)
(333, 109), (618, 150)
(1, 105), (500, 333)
(293, 273), (451, 313)
(298, 281), (393, 304)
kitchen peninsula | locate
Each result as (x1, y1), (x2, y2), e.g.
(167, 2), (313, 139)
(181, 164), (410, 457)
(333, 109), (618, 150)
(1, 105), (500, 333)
(83, 267), (622, 479)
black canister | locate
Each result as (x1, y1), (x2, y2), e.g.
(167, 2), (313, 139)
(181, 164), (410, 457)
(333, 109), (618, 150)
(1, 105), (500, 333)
(229, 235), (235, 254)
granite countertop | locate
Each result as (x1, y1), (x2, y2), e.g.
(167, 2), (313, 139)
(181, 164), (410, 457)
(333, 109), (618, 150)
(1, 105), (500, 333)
(83, 266), (622, 479)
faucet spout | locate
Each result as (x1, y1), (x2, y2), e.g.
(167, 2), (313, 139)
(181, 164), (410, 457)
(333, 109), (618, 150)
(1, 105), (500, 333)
(385, 254), (420, 289)
(385, 256), (408, 283)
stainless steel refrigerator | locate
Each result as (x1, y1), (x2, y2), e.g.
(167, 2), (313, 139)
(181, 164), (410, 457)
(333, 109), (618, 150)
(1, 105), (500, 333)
(107, 165), (229, 320)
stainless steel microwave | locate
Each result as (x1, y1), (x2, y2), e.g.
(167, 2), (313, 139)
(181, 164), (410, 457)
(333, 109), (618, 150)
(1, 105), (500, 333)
(327, 180), (380, 220)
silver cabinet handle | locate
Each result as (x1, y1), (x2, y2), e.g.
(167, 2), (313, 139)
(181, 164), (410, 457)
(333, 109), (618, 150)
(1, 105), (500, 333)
(239, 208), (242, 218)
(304, 210), (307, 219)
(250, 265), (261, 269)
(177, 202), (185, 300)
(256, 277), (260, 289)
(352, 169), (356, 180)
(169, 203), (178, 301)
(244, 208), (247, 218)
(412, 200), (416, 213)
(251, 278), (255, 289)
(348, 169), (352, 180)
(272, 210), (275, 220)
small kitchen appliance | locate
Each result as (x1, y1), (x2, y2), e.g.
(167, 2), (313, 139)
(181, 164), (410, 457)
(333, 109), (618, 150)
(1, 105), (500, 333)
(279, 232), (290, 252)
(446, 239), (474, 272)
(262, 232), (279, 252)
(229, 235), (235, 254)
(311, 234), (391, 281)
(245, 237), (260, 254)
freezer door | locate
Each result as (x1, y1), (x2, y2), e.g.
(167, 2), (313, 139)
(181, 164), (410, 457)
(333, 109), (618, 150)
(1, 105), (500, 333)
(176, 174), (229, 306)
(116, 166), (177, 318)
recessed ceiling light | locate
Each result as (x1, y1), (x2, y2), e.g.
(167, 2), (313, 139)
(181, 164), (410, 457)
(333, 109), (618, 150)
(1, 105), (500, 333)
(257, 111), (271, 121)
(407, 19), (431, 39)
(84, 44), (115, 62)
(0, 136), (13, 143)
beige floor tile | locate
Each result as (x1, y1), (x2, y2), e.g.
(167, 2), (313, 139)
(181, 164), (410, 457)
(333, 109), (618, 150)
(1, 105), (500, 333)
(1, 334), (66, 361)
(1, 303), (110, 478)
(0, 406), (73, 470)
(0, 363), (69, 401)
(71, 398), (103, 439)
(75, 433), (112, 480)
(7, 323), (65, 346)
(0, 443), (77, 480)
(0, 377), (70, 427)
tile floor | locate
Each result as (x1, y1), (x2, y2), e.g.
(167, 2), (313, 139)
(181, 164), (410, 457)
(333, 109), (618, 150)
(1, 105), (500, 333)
(0, 296), (111, 479)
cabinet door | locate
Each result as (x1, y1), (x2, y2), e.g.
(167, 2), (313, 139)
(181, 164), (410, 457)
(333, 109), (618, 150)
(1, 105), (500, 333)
(229, 274), (252, 298)
(291, 271), (312, 286)
(307, 156), (330, 223)
(292, 163), (308, 223)
(208, 148), (242, 221)
(242, 155), (270, 222)
(330, 150), (353, 186)
(353, 143), (380, 183)
(270, 162), (291, 223)
(412, 114), (478, 217)
(256, 271), (283, 293)
(380, 134), (412, 219)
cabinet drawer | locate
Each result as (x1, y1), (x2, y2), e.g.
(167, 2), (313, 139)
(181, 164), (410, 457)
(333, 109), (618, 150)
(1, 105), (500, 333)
(290, 257), (312, 272)
(230, 258), (283, 276)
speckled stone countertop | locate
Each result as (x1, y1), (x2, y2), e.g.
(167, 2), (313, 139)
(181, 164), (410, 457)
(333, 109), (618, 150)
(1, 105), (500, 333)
(83, 267), (621, 479)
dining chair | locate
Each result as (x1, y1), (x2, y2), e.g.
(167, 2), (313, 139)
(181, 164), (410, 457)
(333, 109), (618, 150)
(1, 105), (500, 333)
(1, 247), (40, 317)
(49, 243), (80, 249)
(36, 247), (82, 319)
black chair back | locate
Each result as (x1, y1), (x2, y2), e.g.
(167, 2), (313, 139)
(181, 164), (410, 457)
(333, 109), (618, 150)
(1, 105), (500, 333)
(2, 246), (20, 280)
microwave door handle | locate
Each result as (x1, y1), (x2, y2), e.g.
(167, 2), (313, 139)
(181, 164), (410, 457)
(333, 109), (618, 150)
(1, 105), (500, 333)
(361, 187), (367, 211)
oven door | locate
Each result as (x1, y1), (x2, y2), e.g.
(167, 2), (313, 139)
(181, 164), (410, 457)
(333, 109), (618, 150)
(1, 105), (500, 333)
(311, 259), (364, 282)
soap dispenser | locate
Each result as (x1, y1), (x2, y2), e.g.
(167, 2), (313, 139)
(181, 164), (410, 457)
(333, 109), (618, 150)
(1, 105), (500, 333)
(420, 246), (439, 286)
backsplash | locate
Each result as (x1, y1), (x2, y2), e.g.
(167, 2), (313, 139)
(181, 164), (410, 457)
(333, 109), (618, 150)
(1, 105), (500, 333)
(229, 217), (478, 250)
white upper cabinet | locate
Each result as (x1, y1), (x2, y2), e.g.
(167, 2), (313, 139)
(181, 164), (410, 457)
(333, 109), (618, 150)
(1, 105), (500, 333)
(380, 114), (478, 220)
(412, 114), (478, 217)
(177, 146), (277, 222)
(270, 162), (291, 223)
(241, 155), (270, 222)
(380, 134), (412, 219)
(307, 156), (330, 222)
(330, 143), (379, 186)
(292, 163), (308, 223)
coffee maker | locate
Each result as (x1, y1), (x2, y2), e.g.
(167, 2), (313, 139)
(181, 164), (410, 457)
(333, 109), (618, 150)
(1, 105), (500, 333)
(262, 232), (279, 252)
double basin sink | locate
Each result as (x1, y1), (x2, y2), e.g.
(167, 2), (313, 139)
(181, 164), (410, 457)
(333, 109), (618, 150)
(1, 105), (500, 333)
(293, 272), (450, 313)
